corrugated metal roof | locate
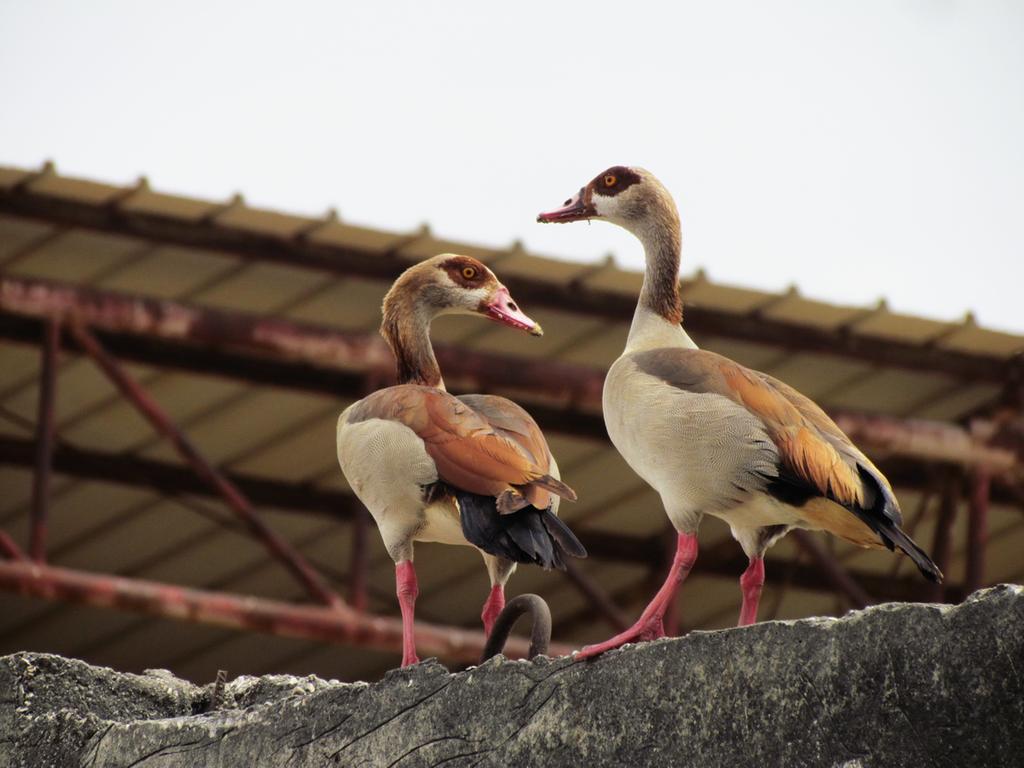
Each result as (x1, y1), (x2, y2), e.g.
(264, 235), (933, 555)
(0, 162), (1021, 684)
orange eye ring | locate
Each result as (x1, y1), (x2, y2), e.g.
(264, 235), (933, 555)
(461, 266), (477, 279)
(604, 174), (617, 188)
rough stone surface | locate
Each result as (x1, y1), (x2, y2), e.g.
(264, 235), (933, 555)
(1, 585), (1022, 767)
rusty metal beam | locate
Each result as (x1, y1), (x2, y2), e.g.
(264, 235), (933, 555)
(0, 187), (1018, 383)
(552, 578), (649, 639)
(0, 272), (394, 371)
(0, 435), (356, 519)
(0, 559), (568, 664)
(885, 479), (935, 578)
(29, 318), (59, 562)
(553, 550), (969, 639)
(0, 434), (974, 604)
(966, 469), (991, 593)
(0, 530), (27, 561)
(1, 274), (1018, 474)
(66, 320), (344, 609)
(0, 273), (602, 413)
(5, 434), (1014, 549)
(789, 531), (871, 609)
(349, 506), (370, 612)
(831, 413), (1016, 473)
(929, 474), (961, 602)
(561, 559), (630, 632)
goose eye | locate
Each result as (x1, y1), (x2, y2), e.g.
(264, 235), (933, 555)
(604, 174), (617, 188)
(461, 266), (477, 279)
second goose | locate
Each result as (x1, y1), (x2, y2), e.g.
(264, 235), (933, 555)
(336, 254), (585, 667)
(539, 166), (940, 659)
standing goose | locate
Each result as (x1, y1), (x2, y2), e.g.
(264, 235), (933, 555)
(336, 254), (586, 667)
(538, 167), (940, 659)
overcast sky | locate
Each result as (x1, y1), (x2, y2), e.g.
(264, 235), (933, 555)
(2, 1), (1022, 332)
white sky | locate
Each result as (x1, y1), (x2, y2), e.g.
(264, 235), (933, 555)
(2, 1), (1022, 332)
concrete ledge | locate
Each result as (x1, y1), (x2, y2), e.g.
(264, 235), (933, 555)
(2, 585), (1022, 767)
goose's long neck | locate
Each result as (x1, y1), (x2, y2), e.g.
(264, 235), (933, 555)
(381, 296), (445, 389)
(625, 208), (697, 353)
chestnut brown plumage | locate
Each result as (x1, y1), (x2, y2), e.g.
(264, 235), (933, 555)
(336, 254), (583, 667)
(539, 167), (939, 660)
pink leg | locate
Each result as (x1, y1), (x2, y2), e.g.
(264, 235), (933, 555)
(738, 557), (764, 627)
(395, 560), (420, 667)
(481, 584), (505, 638)
(576, 532), (698, 661)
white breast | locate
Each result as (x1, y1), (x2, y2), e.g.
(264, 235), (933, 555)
(337, 411), (436, 514)
(602, 355), (778, 533)
(337, 410), (469, 555)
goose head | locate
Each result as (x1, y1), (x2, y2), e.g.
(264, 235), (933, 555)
(383, 253), (543, 336)
(536, 166), (677, 239)
(537, 167), (685, 332)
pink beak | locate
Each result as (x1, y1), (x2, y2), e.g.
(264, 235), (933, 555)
(483, 287), (543, 336)
(537, 188), (596, 223)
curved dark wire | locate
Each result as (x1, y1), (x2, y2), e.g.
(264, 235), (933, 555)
(480, 593), (552, 663)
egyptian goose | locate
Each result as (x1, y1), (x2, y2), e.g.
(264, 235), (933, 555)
(538, 167), (941, 659)
(336, 254), (585, 666)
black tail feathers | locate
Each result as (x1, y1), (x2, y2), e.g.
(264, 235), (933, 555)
(845, 507), (943, 583)
(878, 521), (943, 583)
(851, 467), (943, 583)
(540, 510), (588, 559)
(457, 490), (587, 570)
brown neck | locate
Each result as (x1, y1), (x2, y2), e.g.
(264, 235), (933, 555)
(636, 203), (683, 326)
(380, 295), (444, 389)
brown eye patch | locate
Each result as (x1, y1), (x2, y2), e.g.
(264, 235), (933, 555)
(592, 165), (641, 197)
(440, 256), (489, 288)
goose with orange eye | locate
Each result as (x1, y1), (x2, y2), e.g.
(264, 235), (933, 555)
(536, 165), (644, 225)
(426, 255), (543, 335)
(539, 167), (941, 661)
(336, 254), (585, 667)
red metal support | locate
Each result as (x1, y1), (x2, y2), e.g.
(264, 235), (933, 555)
(884, 480), (936, 577)
(790, 531), (871, 610)
(1, 274), (1020, 477)
(0, 559), (569, 664)
(66, 320), (345, 609)
(561, 558), (630, 632)
(929, 474), (960, 603)
(349, 505), (370, 612)
(0, 435), (961, 604)
(0, 530), (27, 561)
(29, 318), (59, 562)
(0, 435), (358, 518)
(0, 273), (599, 413)
(552, 579), (643, 639)
(830, 412), (1017, 473)
(965, 469), (991, 593)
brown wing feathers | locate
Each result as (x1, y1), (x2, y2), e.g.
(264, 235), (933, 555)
(348, 385), (576, 511)
(633, 348), (941, 581)
(455, 394), (575, 511)
(349, 386), (574, 503)
(631, 348), (868, 510)
(724, 359), (941, 581)
(349, 385), (585, 566)
(721, 366), (868, 509)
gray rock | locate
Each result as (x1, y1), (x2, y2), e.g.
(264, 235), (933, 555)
(0, 653), (199, 767)
(1, 585), (1022, 768)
